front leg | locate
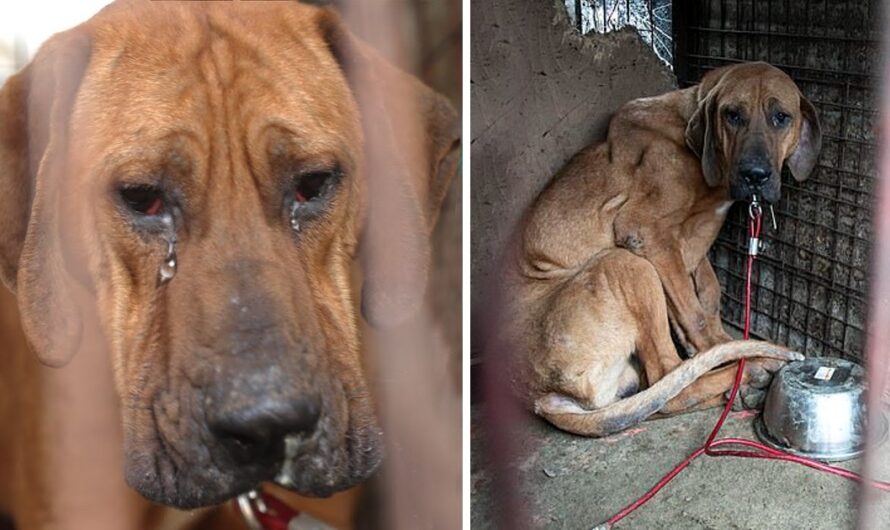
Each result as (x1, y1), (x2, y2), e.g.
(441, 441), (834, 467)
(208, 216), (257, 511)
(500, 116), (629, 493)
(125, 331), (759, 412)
(669, 256), (732, 355)
(692, 257), (731, 342)
(643, 242), (729, 354)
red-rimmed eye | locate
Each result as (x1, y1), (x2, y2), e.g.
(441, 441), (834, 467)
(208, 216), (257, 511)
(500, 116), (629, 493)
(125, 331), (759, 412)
(121, 185), (164, 215)
(294, 171), (332, 203)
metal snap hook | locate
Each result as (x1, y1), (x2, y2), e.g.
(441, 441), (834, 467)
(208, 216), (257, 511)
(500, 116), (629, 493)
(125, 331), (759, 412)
(235, 490), (266, 530)
(768, 203), (778, 231)
(748, 194), (762, 220)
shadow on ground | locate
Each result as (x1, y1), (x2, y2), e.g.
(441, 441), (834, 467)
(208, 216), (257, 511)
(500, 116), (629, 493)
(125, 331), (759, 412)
(471, 405), (878, 529)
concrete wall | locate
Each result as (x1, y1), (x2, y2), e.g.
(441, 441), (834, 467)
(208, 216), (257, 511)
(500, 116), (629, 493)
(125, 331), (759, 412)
(470, 0), (675, 354)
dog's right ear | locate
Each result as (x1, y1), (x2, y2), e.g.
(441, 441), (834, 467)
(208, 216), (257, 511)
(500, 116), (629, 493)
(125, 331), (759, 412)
(685, 66), (735, 187)
(0, 31), (94, 367)
(685, 91), (721, 187)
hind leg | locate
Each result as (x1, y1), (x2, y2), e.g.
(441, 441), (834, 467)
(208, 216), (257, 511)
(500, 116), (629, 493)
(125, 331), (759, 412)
(531, 250), (663, 411)
(531, 249), (780, 418)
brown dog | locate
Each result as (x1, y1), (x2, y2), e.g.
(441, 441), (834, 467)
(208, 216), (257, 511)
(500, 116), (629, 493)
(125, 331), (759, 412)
(506, 62), (820, 436)
(0, 1), (459, 528)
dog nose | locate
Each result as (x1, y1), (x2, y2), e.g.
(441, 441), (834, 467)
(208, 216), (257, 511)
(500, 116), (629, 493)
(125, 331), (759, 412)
(208, 396), (321, 461)
(739, 162), (772, 186)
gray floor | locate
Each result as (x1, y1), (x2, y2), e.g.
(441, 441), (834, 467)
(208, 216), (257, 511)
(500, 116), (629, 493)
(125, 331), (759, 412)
(471, 405), (888, 529)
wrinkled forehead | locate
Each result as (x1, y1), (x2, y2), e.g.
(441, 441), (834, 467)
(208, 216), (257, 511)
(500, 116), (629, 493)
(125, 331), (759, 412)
(719, 66), (800, 110)
(70, 2), (361, 174)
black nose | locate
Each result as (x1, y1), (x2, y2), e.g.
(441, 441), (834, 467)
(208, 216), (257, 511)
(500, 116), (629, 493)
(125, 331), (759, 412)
(739, 162), (772, 186)
(208, 396), (321, 462)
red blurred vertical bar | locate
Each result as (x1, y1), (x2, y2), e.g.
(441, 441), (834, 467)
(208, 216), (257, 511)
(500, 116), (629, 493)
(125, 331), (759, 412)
(479, 286), (531, 530)
(858, 8), (890, 526)
(338, 3), (463, 529)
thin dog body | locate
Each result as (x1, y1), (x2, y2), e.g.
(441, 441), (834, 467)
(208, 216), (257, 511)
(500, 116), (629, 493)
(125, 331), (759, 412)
(0, 1), (459, 528)
(507, 63), (820, 437)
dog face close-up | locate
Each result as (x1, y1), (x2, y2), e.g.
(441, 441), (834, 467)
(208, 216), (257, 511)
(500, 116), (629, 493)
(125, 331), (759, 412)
(685, 62), (822, 204)
(0, 0), (458, 512)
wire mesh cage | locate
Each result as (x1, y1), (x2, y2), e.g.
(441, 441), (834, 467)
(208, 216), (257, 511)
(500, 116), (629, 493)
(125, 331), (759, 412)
(672, 0), (881, 360)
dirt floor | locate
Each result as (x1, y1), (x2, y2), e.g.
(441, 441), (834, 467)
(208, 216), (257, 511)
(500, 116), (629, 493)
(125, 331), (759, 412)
(471, 405), (887, 529)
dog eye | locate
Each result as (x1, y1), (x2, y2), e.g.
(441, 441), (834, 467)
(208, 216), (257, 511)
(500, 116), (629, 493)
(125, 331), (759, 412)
(287, 169), (340, 231)
(724, 109), (743, 126)
(772, 111), (792, 128)
(293, 170), (337, 203)
(120, 185), (164, 215)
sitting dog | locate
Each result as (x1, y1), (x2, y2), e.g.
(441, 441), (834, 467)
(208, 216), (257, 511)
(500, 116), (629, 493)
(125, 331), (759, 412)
(0, 1), (459, 528)
(505, 62), (819, 436)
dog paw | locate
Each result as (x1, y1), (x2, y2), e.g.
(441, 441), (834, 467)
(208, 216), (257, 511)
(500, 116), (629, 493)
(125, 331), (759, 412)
(725, 385), (767, 411)
(746, 355), (796, 386)
(745, 362), (775, 389)
(725, 355), (796, 410)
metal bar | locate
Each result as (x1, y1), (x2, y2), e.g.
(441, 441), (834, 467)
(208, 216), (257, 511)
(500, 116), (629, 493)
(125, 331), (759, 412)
(683, 54), (878, 80)
(684, 26), (880, 44)
(681, 66), (875, 90)
(575, 0), (583, 34)
(712, 253), (868, 313)
(712, 246), (869, 304)
(670, 0), (690, 82)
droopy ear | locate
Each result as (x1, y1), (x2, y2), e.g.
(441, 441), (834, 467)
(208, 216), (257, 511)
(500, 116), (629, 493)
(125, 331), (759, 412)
(786, 95), (822, 182)
(685, 92), (722, 187)
(0, 31), (94, 366)
(321, 12), (460, 327)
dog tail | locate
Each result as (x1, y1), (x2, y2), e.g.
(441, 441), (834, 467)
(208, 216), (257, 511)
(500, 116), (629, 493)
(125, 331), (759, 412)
(534, 340), (802, 437)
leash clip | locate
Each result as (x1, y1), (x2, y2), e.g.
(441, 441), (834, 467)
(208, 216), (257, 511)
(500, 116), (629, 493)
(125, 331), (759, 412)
(748, 237), (761, 257)
(234, 487), (305, 530)
(747, 195), (765, 256)
(236, 490), (267, 530)
(748, 194), (762, 221)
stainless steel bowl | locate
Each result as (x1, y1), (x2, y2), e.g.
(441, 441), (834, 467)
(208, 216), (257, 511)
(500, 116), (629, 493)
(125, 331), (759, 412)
(754, 357), (886, 462)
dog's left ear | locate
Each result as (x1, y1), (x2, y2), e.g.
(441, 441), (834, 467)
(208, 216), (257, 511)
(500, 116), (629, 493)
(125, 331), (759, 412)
(319, 11), (460, 327)
(786, 95), (822, 182)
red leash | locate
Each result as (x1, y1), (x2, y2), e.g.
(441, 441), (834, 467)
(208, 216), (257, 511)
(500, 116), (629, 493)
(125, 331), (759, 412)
(598, 197), (890, 529)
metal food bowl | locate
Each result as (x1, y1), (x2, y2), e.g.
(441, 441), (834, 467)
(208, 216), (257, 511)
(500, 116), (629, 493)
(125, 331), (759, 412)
(754, 357), (886, 462)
